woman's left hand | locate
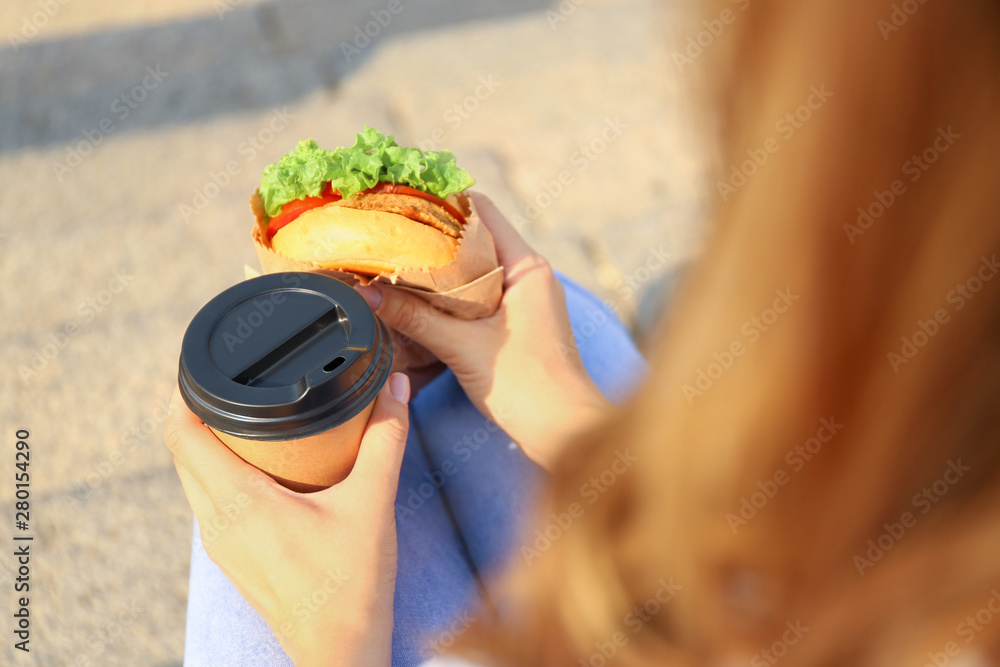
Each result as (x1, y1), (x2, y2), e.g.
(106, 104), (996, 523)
(164, 374), (411, 667)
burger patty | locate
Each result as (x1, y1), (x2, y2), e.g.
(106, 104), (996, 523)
(337, 193), (463, 238)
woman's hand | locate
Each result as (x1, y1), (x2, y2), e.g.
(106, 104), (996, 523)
(164, 375), (411, 667)
(356, 192), (610, 470)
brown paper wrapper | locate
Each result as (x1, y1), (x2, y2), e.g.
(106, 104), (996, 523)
(250, 191), (503, 320)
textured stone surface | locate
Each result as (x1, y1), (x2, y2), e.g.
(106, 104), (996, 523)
(0, 0), (704, 663)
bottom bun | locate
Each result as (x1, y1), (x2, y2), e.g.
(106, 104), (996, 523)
(272, 203), (459, 275)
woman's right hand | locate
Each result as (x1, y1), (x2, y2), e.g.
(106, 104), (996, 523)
(356, 192), (610, 470)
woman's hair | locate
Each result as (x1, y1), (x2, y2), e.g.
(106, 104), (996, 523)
(459, 0), (1000, 664)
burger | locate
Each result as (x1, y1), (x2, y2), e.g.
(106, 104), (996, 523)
(254, 127), (476, 276)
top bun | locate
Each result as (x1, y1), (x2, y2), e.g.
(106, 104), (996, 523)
(271, 203), (459, 276)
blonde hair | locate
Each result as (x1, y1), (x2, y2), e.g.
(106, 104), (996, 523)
(459, 0), (1000, 664)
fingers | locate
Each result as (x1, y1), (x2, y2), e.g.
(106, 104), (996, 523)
(468, 191), (540, 274)
(340, 374), (410, 504)
(356, 285), (474, 366)
(163, 387), (268, 498)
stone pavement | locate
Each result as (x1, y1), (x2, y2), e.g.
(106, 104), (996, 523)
(0, 0), (705, 663)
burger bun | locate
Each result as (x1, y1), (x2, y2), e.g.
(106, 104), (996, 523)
(271, 203), (459, 275)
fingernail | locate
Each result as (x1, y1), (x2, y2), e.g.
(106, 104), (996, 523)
(356, 285), (383, 312)
(389, 373), (410, 405)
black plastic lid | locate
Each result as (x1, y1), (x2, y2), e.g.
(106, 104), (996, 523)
(178, 272), (392, 441)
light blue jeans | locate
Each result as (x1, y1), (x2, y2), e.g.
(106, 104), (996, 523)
(182, 276), (647, 666)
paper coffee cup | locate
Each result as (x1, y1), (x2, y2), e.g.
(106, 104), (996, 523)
(177, 272), (393, 492)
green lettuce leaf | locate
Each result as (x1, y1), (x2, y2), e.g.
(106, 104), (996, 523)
(258, 127), (476, 218)
(257, 139), (337, 218)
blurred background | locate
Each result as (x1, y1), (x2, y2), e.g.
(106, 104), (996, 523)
(0, 0), (705, 663)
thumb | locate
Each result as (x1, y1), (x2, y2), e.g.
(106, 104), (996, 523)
(356, 284), (473, 366)
(341, 373), (410, 503)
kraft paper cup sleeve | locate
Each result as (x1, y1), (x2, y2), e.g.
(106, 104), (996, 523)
(251, 190), (503, 320)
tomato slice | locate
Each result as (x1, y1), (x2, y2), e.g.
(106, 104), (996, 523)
(367, 183), (468, 226)
(267, 191), (342, 240)
(265, 182), (467, 240)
